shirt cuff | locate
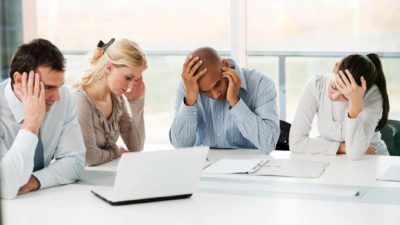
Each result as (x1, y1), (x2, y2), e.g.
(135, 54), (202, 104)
(128, 98), (145, 106)
(229, 99), (252, 122)
(177, 99), (198, 119)
(327, 141), (341, 155)
(128, 99), (145, 113)
(32, 168), (52, 189)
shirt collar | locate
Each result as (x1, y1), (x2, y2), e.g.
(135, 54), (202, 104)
(4, 79), (25, 124)
(227, 58), (247, 92)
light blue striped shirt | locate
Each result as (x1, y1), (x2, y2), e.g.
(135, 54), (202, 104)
(0, 79), (85, 199)
(169, 59), (280, 153)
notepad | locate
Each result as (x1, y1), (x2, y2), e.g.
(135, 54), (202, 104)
(254, 159), (329, 178)
(203, 158), (329, 178)
(377, 165), (400, 182)
(203, 159), (267, 174)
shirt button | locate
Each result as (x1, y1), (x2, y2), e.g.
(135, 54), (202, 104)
(218, 114), (221, 118)
(217, 134), (221, 137)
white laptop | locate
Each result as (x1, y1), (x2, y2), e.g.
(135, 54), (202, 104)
(91, 146), (209, 205)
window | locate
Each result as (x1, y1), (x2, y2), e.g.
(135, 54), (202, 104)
(7, 0), (399, 144)
(36, 0), (230, 144)
(247, 0), (400, 121)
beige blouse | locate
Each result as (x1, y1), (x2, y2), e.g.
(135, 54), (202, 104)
(73, 88), (145, 166)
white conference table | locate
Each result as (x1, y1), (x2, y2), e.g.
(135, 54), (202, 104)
(2, 147), (400, 225)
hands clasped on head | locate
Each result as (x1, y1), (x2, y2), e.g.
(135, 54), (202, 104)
(182, 53), (241, 107)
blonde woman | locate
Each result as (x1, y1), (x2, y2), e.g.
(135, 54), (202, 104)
(72, 38), (147, 166)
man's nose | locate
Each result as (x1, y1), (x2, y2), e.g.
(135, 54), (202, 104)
(51, 89), (61, 101)
(211, 90), (220, 99)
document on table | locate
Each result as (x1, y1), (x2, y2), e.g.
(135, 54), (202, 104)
(203, 159), (267, 174)
(377, 165), (400, 182)
(254, 159), (329, 178)
(203, 158), (329, 178)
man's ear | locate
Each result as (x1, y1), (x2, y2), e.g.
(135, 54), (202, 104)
(12, 72), (24, 99)
(13, 72), (23, 86)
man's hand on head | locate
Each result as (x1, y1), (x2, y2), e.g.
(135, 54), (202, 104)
(182, 55), (207, 106)
(222, 67), (241, 107)
(15, 71), (46, 135)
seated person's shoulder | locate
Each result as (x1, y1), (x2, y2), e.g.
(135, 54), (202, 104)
(59, 85), (76, 105)
(305, 74), (329, 92)
(71, 87), (91, 106)
(243, 68), (275, 89)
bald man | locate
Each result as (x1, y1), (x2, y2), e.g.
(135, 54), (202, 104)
(169, 47), (280, 153)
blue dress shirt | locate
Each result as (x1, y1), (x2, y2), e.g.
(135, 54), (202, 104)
(169, 59), (280, 153)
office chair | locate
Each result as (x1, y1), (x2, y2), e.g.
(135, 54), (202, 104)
(276, 120), (291, 151)
(380, 119), (400, 156)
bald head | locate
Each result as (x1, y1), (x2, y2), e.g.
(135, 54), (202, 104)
(189, 47), (229, 100)
(191, 47), (222, 67)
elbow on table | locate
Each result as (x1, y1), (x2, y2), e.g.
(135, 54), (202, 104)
(75, 158), (86, 179)
(289, 140), (305, 154)
(258, 140), (276, 154)
(85, 157), (101, 167)
(169, 130), (194, 149)
(0, 184), (18, 200)
(170, 140), (193, 149)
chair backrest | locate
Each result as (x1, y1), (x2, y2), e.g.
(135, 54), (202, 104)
(380, 119), (400, 156)
(276, 120), (291, 151)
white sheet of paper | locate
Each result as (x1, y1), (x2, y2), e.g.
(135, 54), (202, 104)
(203, 159), (267, 174)
(377, 165), (400, 182)
(254, 159), (329, 178)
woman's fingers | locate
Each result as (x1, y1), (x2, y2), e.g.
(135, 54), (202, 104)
(344, 69), (356, 85)
(334, 73), (345, 91)
(338, 70), (351, 87)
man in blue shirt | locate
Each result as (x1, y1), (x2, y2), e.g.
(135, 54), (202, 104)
(170, 47), (279, 153)
(0, 39), (85, 199)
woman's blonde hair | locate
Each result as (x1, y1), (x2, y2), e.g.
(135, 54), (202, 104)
(72, 39), (147, 89)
